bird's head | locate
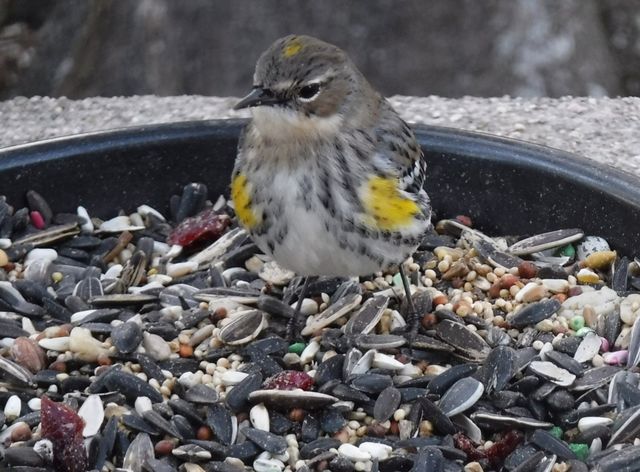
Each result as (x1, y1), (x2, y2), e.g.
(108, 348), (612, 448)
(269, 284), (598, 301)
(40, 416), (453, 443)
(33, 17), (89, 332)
(235, 35), (375, 141)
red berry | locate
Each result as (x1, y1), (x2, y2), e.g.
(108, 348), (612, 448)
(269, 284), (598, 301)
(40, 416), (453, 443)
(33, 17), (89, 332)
(167, 209), (231, 246)
(454, 215), (473, 227)
(263, 370), (314, 391)
(30, 211), (46, 229)
(41, 396), (87, 472)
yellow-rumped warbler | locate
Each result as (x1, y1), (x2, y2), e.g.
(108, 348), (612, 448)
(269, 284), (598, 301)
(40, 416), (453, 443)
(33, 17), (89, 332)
(231, 35), (431, 337)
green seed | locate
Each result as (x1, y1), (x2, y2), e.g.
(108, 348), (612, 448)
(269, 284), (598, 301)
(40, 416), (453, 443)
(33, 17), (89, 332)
(393, 273), (404, 287)
(575, 327), (594, 338)
(549, 426), (563, 439)
(288, 342), (305, 355)
(51, 271), (63, 283)
(569, 443), (589, 461)
(557, 244), (576, 258)
(570, 315), (585, 332)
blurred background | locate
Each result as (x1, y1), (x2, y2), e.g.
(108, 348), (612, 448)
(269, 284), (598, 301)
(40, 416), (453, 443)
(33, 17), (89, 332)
(0, 0), (638, 99)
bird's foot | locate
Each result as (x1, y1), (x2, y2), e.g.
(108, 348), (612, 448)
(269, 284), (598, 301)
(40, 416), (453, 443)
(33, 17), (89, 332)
(286, 314), (301, 344)
(395, 314), (421, 344)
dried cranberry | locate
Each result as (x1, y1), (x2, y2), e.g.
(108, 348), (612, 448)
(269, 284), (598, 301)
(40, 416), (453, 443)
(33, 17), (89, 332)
(263, 370), (314, 391)
(453, 433), (486, 462)
(485, 430), (523, 466)
(41, 396), (87, 472)
(167, 209), (230, 247)
(454, 430), (523, 467)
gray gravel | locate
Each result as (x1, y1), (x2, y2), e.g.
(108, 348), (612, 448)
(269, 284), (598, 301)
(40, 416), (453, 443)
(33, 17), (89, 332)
(0, 95), (639, 177)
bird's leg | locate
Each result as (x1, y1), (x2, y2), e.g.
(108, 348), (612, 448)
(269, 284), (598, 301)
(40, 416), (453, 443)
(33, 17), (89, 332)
(287, 276), (314, 342)
(399, 264), (420, 339)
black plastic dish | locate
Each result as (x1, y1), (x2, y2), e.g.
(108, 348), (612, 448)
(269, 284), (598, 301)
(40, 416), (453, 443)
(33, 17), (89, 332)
(0, 119), (638, 255)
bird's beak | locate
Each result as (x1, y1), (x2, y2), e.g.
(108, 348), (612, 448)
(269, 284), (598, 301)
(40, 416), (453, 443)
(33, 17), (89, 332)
(234, 87), (281, 110)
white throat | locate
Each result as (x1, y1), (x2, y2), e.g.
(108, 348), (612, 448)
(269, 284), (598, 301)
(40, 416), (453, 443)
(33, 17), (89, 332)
(250, 107), (343, 143)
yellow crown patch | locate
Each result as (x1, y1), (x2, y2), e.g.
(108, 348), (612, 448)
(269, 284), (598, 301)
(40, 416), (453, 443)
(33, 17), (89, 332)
(283, 40), (303, 58)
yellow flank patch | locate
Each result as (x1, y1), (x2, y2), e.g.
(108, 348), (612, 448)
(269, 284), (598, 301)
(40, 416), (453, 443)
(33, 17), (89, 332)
(363, 176), (419, 230)
(231, 174), (259, 229)
(283, 40), (303, 58)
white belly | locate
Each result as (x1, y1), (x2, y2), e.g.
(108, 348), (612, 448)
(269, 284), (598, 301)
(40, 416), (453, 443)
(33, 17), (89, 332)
(266, 207), (382, 276)
(249, 166), (419, 277)
(253, 202), (415, 276)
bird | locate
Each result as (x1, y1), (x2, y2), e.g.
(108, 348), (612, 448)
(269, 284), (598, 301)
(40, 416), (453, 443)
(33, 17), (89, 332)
(231, 34), (431, 339)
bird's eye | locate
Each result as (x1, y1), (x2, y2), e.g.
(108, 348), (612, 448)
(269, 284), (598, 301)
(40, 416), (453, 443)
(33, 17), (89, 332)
(298, 83), (321, 100)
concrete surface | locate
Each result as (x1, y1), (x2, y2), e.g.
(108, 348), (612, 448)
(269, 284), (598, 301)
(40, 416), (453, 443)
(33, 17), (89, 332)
(0, 95), (639, 178)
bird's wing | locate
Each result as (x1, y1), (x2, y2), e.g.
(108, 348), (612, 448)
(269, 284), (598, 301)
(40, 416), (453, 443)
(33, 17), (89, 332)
(371, 100), (426, 196)
(230, 127), (264, 231)
(355, 101), (430, 232)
